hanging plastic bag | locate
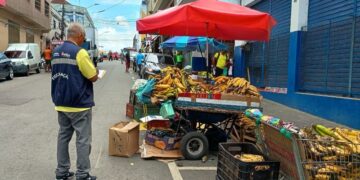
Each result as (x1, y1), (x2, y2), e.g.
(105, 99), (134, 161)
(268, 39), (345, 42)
(160, 100), (175, 119)
(136, 79), (155, 104)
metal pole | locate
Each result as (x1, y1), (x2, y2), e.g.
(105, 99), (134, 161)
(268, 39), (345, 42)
(61, 3), (65, 40)
(206, 23), (209, 82)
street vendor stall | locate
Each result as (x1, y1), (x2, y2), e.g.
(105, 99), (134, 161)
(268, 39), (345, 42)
(136, 0), (276, 161)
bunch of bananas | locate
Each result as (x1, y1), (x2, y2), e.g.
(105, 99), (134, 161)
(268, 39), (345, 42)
(187, 77), (210, 93)
(213, 76), (260, 97)
(234, 154), (270, 171)
(152, 67), (187, 100)
(300, 125), (360, 179)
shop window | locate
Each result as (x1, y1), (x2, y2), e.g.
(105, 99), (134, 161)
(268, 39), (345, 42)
(8, 20), (20, 43)
(45, 1), (50, 17)
(35, 0), (41, 11)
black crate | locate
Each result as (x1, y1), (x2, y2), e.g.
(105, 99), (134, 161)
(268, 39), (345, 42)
(217, 143), (280, 180)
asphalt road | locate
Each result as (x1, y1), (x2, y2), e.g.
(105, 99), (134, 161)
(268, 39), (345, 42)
(0, 61), (218, 180)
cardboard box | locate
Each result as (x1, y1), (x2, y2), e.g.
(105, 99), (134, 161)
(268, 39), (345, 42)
(140, 140), (183, 159)
(109, 121), (139, 157)
(145, 130), (181, 150)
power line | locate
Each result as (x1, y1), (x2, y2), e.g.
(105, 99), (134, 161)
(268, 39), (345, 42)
(95, 0), (127, 13)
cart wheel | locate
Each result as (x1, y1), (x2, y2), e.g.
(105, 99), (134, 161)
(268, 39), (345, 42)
(181, 131), (209, 160)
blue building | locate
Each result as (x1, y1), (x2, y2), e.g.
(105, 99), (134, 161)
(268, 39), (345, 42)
(234, 0), (360, 129)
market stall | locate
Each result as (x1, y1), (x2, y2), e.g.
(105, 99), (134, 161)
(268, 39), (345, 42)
(241, 109), (360, 180)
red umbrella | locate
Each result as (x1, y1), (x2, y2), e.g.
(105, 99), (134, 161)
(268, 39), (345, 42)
(137, 0), (276, 41)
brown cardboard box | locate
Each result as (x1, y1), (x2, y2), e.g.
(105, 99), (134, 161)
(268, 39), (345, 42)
(109, 121), (139, 157)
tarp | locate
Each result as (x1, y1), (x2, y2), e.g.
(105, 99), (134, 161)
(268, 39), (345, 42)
(137, 0), (276, 41)
(0, 0), (6, 6)
(160, 36), (228, 51)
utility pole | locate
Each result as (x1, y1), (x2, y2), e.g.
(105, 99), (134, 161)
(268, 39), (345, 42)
(61, 3), (65, 40)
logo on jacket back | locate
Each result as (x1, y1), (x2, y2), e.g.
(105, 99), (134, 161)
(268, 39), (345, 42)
(52, 73), (69, 80)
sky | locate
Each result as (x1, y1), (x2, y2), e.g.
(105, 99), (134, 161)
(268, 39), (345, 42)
(68, 0), (142, 52)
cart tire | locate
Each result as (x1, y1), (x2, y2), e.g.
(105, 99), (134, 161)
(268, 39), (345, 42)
(180, 131), (209, 160)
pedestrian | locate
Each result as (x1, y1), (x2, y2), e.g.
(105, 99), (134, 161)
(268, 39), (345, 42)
(44, 45), (52, 72)
(175, 51), (184, 69)
(136, 50), (144, 76)
(212, 50), (229, 77)
(108, 51), (113, 61)
(51, 23), (98, 180)
(125, 51), (130, 73)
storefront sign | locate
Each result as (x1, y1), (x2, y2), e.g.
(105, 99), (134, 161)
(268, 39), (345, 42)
(0, 0), (6, 6)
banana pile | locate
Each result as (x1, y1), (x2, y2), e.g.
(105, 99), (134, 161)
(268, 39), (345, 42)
(151, 67), (187, 100)
(234, 154), (270, 171)
(187, 77), (210, 93)
(300, 125), (360, 179)
(213, 76), (260, 97)
(149, 67), (261, 102)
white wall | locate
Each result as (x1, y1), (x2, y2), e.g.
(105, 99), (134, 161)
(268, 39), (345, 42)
(290, 0), (309, 32)
(241, 0), (261, 6)
(85, 27), (96, 47)
(220, 0), (240, 4)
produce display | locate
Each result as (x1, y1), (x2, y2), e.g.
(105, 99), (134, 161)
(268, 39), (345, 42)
(300, 124), (360, 179)
(213, 76), (260, 97)
(234, 153), (269, 171)
(148, 67), (260, 102)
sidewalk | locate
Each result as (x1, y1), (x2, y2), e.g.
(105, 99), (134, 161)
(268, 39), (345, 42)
(262, 99), (347, 128)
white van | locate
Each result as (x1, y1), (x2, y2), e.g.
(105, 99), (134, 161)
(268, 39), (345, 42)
(4, 43), (41, 75)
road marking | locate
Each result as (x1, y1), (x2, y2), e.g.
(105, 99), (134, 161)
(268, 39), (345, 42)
(168, 162), (183, 180)
(178, 167), (217, 171)
(95, 143), (103, 169)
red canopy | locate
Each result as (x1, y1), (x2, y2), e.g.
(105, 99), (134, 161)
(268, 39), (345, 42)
(137, 0), (276, 41)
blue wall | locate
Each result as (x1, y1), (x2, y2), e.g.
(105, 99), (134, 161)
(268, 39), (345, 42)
(233, 46), (245, 77)
(261, 91), (360, 129)
(260, 31), (360, 129)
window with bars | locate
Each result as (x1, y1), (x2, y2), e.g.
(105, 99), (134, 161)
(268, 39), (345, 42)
(45, 1), (50, 17)
(35, 0), (41, 11)
(8, 20), (20, 44)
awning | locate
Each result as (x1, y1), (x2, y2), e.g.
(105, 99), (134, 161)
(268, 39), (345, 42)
(0, 0), (6, 6)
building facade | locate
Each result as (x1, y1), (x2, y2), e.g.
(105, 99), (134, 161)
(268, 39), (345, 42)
(52, 3), (96, 50)
(0, 0), (51, 51)
(234, 0), (360, 128)
(42, 4), (68, 47)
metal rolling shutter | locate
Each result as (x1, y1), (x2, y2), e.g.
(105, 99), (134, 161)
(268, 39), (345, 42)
(299, 0), (360, 98)
(246, 0), (290, 88)
(246, 0), (269, 87)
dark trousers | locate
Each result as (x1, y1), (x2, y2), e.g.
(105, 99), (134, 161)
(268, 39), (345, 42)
(215, 67), (224, 77)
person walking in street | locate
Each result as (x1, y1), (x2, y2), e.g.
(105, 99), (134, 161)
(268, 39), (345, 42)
(175, 51), (184, 69)
(125, 51), (130, 73)
(136, 50), (144, 76)
(44, 45), (52, 72)
(212, 50), (229, 77)
(51, 23), (98, 180)
(108, 51), (113, 61)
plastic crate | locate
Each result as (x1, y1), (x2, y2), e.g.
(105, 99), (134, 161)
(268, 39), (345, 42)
(134, 104), (161, 121)
(126, 103), (134, 118)
(217, 142), (280, 180)
(129, 90), (137, 105)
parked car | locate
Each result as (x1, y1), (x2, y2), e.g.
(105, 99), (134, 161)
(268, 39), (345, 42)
(4, 43), (41, 76)
(140, 53), (174, 79)
(0, 52), (14, 80)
